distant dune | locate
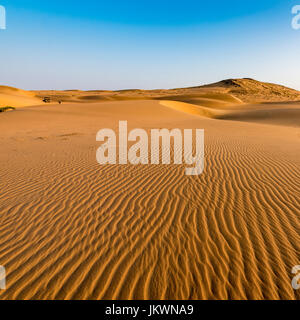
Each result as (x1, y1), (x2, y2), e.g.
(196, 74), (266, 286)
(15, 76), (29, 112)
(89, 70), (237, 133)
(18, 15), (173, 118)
(200, 78), (300, 102)
(2, 78), (300, 108)
(0, 80), (299, 300)
(34, 78), (300, 104)
(0, 86), (41, 107)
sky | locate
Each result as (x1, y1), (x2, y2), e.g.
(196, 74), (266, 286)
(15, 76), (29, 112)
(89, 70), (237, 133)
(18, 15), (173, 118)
(0, 0), (300, 90)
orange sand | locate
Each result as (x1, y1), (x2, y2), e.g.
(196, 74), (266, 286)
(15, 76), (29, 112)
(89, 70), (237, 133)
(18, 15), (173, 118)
(0, 80), (299, 300)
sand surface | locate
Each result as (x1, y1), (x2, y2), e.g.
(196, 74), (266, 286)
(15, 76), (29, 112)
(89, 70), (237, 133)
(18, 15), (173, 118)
(0, 96), (300, 299)
(0, 80), (300, 300)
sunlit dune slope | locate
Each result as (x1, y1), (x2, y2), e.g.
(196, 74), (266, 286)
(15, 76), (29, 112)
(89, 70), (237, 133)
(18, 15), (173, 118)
(160, 99), (300, 128)
(0, 85), (41, 107)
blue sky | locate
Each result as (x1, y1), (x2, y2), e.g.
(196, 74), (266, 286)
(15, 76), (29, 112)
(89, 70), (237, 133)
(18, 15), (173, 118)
(0, 0), (299, 90)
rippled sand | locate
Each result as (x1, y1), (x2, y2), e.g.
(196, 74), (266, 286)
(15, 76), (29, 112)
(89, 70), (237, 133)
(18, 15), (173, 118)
(0, 97), (299, 300)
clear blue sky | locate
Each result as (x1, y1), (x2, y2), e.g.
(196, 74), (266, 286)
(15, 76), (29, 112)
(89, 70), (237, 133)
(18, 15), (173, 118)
(0, 0), (299, 90)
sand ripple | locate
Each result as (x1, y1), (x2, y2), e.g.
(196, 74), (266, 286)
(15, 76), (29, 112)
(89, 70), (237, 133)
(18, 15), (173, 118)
(0, 101), (299, 300)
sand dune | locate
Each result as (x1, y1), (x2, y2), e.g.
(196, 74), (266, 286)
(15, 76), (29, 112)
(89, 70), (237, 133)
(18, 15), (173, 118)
(160, 99), (300, 128)
(160, 100), (218, 118)
(3, 78), (300, 108)
(219, 107), (300, 127)
(158, 92), (243, 109)
(201, 78), (300, 103)
(23, 78), (300, 105)
(0, 86), (41, 107)
(0, 99), (299, 300)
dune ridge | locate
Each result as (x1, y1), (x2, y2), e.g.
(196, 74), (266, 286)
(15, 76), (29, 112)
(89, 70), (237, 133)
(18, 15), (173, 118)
(160, 99), (300, 128)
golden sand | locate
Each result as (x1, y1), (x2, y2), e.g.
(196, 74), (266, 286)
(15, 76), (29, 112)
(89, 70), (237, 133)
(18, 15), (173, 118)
(0, 80), (299, 300)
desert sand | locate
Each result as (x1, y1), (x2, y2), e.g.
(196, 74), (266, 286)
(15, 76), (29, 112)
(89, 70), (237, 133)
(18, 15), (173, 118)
(0, 86), (41, 108)
(0, 79), (299, 300)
